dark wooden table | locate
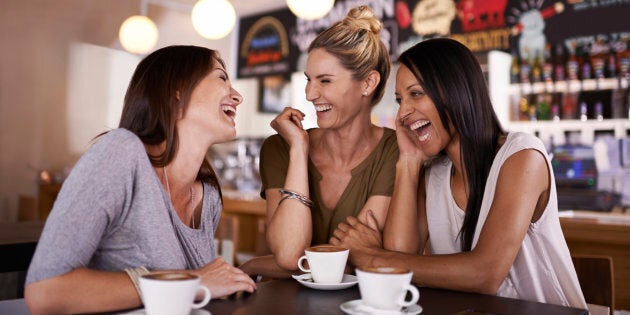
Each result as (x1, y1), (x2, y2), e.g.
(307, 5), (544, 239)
(206, 278), (588, 315)
(0, 221), (44, 298)
(0, 278), (589, 314)
(0, 221), (43, 271)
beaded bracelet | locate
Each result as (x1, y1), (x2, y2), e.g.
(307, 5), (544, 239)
(278, 189), (314, 208)
(124, 266), (150, 302)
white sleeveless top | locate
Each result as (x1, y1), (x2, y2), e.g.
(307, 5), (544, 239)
(425, 132), (587, 309)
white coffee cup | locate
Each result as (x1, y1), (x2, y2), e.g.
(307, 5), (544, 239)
(297, 245), (349, 283)
(139, 272), (211, 315)
(356, 267), (420, 311)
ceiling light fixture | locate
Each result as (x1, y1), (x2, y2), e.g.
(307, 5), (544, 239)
(119, 15), (158, 54)
(286, 0), (335, 20)
(118, 0), (236, 54)
(191, 0), (236, 40)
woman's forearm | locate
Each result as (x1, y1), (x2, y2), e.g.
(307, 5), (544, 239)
(25, 268), (140, 315)
(266, 143), (312, 270)
(383, 159), (422, 253)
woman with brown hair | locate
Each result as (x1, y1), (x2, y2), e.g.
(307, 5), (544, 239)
(25, 45), (256, 314)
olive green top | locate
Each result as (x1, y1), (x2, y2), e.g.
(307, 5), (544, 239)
(259, 128), (399, 245)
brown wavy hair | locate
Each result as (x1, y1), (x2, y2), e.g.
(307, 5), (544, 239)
(118, 45), (221, 188)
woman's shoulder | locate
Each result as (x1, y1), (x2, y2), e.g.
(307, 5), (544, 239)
(261, 133), (289, 151)
(506, 132), (544, 146)
(97, 128), (143, 149)
(504, 132), (547, 153)
(85, 128), (147, 164)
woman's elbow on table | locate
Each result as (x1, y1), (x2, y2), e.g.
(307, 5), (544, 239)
(273, 250), (302, 271)
(25, 281), (65, 315)
(473, 268), (507, 295)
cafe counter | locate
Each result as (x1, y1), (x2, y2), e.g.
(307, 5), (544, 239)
(559, 210), (630, 310)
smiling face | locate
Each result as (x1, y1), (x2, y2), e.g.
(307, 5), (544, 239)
(395, 64), (454, 157)
(182, 58), (242, 144)
(304, 48), (368, 129)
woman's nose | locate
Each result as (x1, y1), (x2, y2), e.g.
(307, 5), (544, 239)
(305, 83), (318, 102)
(397, 100), (414, 122)
(231, 87), (243, 104)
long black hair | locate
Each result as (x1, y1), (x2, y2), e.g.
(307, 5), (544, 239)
(118, 45), (222, 188)
(398, 38), (506, 251)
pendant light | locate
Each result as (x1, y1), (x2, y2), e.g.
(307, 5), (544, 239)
(119, 0), (236, 55)
(119, 15), (158, 54)
(286, 0), (335, 20)
(191, 0), (236, 40)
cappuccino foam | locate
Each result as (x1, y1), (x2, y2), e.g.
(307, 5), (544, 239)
(306, 245), (347, 253)
(359, 266), (409, 274)
(142, 272), (197, 281)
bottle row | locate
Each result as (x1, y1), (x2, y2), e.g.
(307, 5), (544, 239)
(509, 88), (630, 122)
(511, 77), (629, 96)
(510, 38), (630, 85)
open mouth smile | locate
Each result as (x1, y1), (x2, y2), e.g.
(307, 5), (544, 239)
(222, 105), (236, 119)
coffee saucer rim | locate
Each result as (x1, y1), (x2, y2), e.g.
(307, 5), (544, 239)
(339, 299), (423, 315)
(291, 273), (358, 290)
(114, 307), (211, 315)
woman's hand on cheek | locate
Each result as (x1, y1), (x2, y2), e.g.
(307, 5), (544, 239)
(395, 109), (429, 165)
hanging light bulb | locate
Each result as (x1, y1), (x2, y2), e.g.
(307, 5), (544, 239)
(286, 0), (335, 20)
(119, 15), (158, 54)
(191, 0), (236, 40)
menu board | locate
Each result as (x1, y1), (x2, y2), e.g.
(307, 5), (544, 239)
(237, 0), (630, 78)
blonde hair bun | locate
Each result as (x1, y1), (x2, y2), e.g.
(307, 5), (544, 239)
(343, 5), (382, 35)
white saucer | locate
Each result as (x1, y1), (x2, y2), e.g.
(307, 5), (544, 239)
(116, 308), (211, 315)
(292, 273), (358, 290)
(340, 299), (422, 315)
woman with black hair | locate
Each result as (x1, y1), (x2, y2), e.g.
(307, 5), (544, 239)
(331, 38), (587, 309)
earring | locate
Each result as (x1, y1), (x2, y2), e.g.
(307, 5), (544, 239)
(362, 91), (367, 96)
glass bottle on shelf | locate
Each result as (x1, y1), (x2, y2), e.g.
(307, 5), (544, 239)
(531, 49), (543, 83)
(551, 94), (561, 122)
(554, 43), (566, 82)
(519, 95), (530, 121)
(591, 35), (607, 81)
(542, 43), (553, 83)
(520, 49), (531, 84)
(580, 50), (592, 81)
(619, 34), (630, 82)
(510, 49), (520, 84)
(606, 52), (617, 79)
(579, 101), (588, 121)
(537, 93), (551, 120)
(566, 42), (579, 81)
(594, 101), (603, 121)
(562, 92), (577, 120)
(528, 102), (538, 121)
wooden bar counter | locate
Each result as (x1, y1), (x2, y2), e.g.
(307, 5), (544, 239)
(221, 190), (269, 260)
(559, 210), (630, 310)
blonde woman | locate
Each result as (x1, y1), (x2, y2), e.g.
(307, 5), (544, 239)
(241, 5), (397, 277)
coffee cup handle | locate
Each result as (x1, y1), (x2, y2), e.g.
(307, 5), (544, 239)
(398, 284), (420, 307)
(191, 285), (212, 309)
(297, 255), (310, 273)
